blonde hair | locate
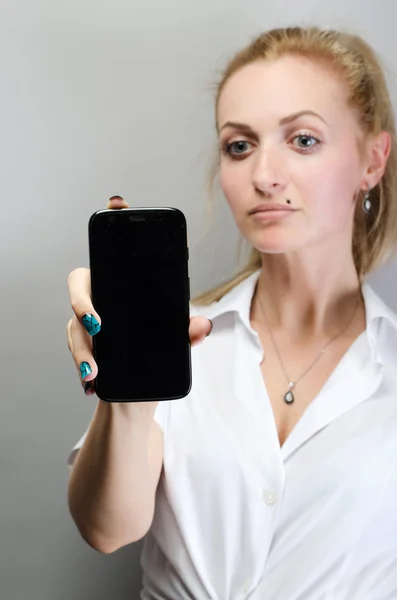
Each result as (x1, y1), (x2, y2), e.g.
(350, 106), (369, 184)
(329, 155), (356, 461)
(192, 26), (397, 306)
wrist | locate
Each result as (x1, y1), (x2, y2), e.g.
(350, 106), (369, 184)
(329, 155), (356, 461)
(103, 399), (159, 423)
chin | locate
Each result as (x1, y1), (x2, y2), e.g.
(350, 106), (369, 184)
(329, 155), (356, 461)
(246, 229), (298, 254)
(254, 244), (292, 255)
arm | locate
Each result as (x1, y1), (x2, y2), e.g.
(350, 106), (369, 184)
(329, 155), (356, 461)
(68, 400), (163, 553)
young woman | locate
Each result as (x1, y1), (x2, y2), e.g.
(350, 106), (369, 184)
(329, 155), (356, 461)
(66, 26), (397, 599)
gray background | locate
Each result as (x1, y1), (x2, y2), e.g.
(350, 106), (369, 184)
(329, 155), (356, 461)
(1, 0), (397, 598)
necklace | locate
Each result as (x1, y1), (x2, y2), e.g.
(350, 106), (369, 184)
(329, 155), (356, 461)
(257, 289), (362, 405)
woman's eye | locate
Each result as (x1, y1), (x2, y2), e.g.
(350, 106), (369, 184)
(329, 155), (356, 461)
(292, 134), (320, 150)
(224, 140), (252, 156)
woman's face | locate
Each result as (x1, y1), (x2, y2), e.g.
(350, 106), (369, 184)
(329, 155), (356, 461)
(217, 56), (368, 254)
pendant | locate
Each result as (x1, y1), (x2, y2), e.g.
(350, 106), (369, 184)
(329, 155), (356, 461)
(284, 381), (295, 404)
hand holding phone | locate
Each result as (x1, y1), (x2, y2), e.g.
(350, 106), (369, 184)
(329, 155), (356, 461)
(67, 197), (213, 405)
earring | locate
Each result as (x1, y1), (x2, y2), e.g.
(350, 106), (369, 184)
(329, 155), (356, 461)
(363, 187), (372, 214)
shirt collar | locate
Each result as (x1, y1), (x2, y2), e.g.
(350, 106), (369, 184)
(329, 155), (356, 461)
(200, 269), (397, 362)
(201, 269), (261, 330)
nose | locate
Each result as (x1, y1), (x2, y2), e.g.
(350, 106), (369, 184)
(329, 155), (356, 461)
(251, 150), (286, 196)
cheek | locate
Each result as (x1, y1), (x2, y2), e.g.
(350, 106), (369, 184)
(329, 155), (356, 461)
(309, 159), (359, 222)
(219, 163), (247, 213)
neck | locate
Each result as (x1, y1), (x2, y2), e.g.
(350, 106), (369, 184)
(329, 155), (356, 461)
(251, 252), (365, 344)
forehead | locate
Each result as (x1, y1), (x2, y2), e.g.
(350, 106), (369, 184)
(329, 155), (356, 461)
(217, 56), (353, 129)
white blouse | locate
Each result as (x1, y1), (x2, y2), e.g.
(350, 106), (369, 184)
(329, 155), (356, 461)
(68, 270), (397, 600)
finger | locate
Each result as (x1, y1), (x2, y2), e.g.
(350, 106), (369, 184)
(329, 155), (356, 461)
(68, 268), (101, 336)
(69, 315), (98, 394)
(107, 195), (130, 210)
(67, 319), (95, 396)
(189, 316), (213, 346)
(66, 316), (98, 396)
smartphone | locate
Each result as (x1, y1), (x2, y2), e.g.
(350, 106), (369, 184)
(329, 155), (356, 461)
(88, 207), (191, 402)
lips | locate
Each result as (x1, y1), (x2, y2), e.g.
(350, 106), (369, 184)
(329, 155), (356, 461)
(250, 203), (296, 214)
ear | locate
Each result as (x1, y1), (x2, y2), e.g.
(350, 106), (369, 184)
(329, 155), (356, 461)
(362, 130), (392, 188)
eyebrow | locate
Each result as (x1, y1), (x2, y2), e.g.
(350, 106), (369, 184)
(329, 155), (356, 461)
(218, 110), (329, 133)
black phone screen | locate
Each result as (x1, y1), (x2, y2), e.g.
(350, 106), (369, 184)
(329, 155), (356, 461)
(88, 207), (191, 402)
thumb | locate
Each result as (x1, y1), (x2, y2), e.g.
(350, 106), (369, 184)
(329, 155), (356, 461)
(189, 317), (213, 346)
(107, 195), (130, 209)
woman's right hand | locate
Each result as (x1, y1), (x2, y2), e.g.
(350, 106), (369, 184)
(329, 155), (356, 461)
(66, 196), (213, 398)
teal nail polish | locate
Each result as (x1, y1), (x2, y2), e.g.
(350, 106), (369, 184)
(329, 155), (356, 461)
(82, 314), (101, 336)
(80, 361), (92, 380)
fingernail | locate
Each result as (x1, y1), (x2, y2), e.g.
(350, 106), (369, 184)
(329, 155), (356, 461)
(80, 361), (92, 380)
(82, 313), (101, 336)
(206, 319), (213, 337)
(109, 195), (124, 200)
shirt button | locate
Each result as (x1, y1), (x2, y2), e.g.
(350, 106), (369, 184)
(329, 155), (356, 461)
(263, 490), (277, 505)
